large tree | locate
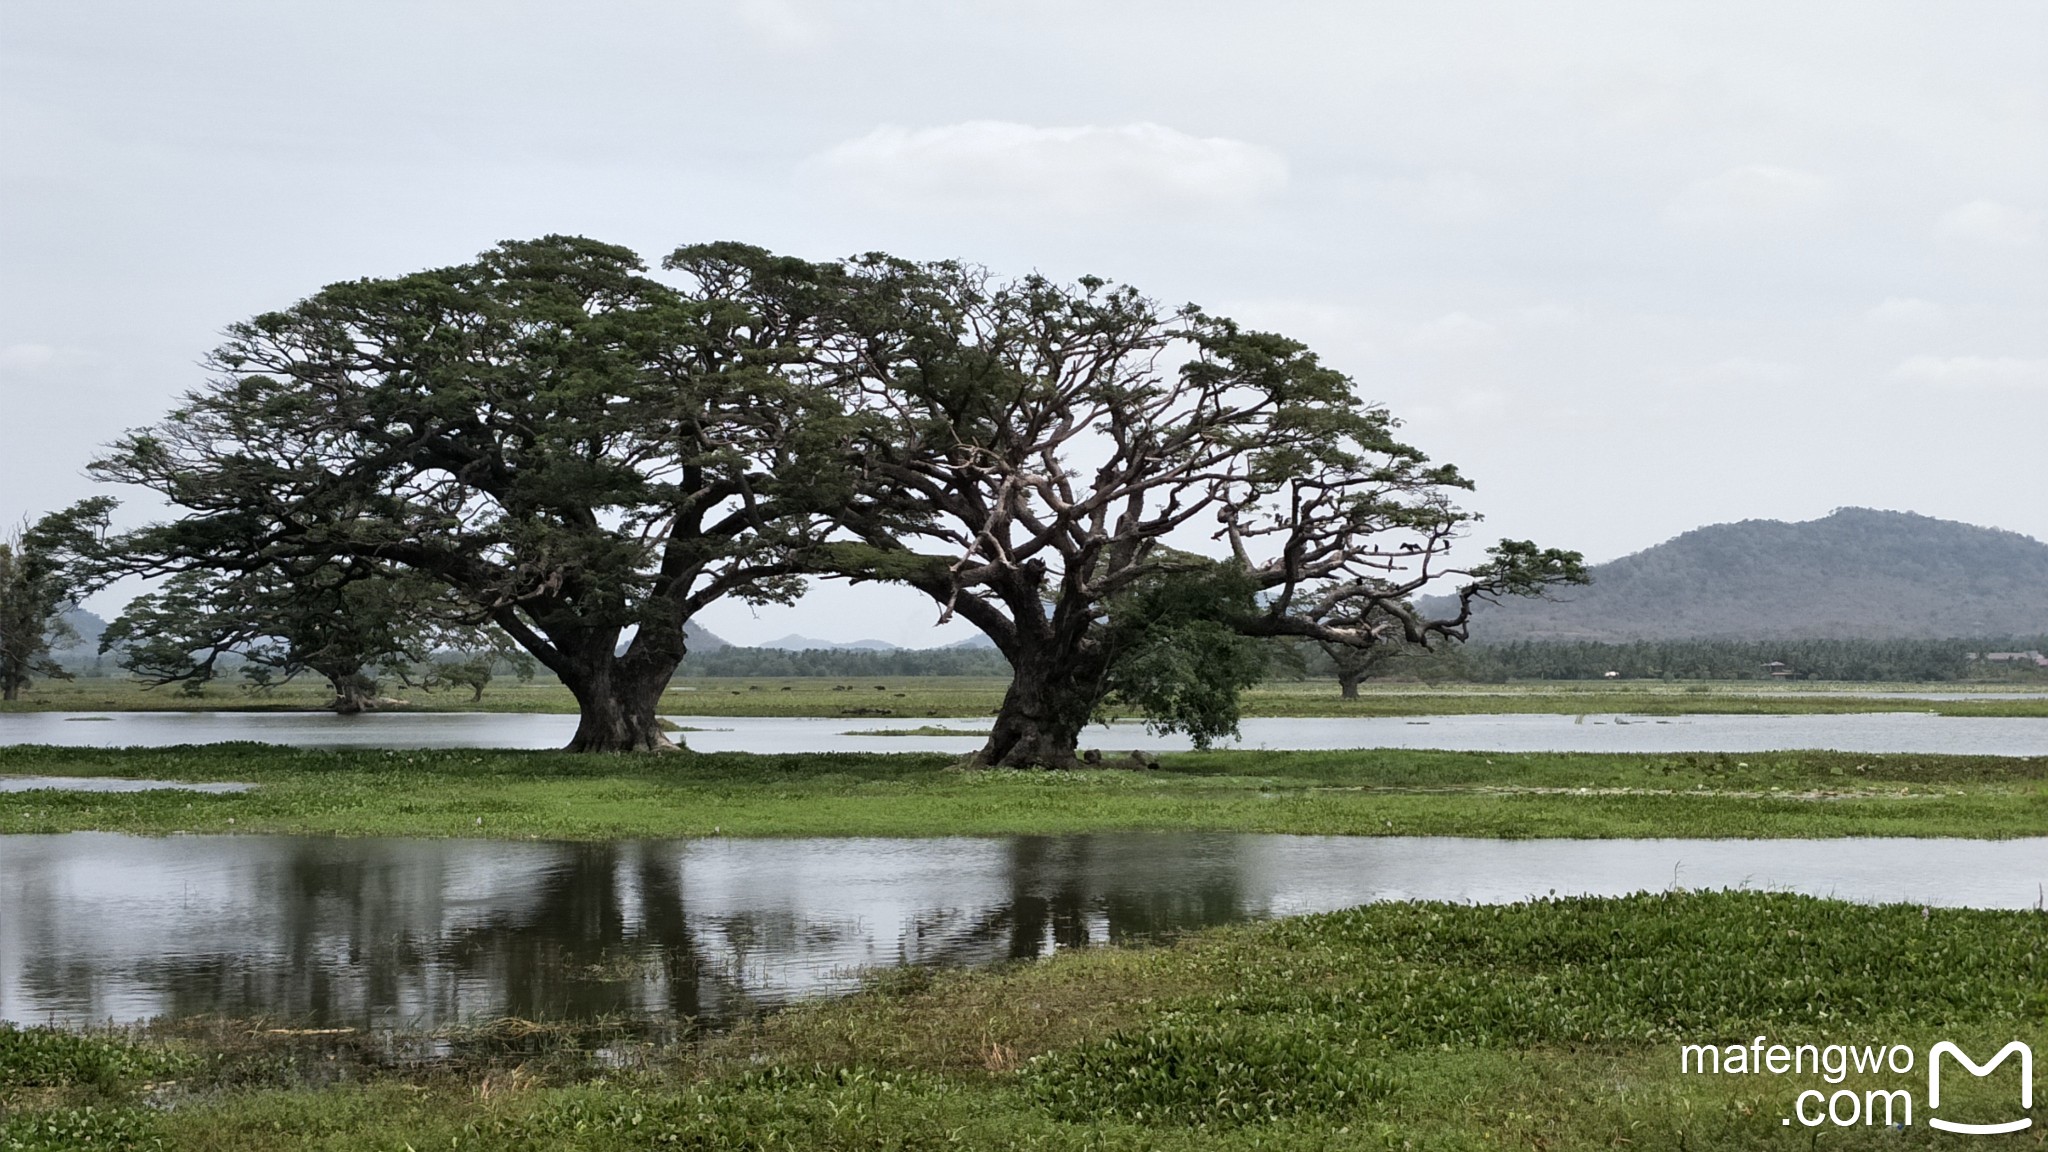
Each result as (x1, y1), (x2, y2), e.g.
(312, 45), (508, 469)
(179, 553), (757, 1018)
(0, 500), (114, 701)
(92, 237), (865, 750)
(817, 260), (1584, 767)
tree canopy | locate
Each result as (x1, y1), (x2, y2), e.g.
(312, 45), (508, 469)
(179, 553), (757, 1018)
(811, 259), (1584, 766)
(92, 237), (871, 749)
(90, 237), (1580, 759)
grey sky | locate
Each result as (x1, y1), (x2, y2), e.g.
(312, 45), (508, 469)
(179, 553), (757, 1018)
(3, 1), (2042, 647)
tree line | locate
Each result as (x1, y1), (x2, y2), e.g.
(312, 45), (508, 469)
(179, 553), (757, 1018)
(5, 236), (1583, 765)
(1448, 637), (2048, 683)
(679, 645), (1012, 679)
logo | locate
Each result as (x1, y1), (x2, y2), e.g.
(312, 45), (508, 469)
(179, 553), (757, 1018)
(1679, 1035), (2038, 1134)
(1928, 1041), (2033, 1136)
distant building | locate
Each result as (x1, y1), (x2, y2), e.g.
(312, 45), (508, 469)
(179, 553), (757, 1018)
(1761, 661), (1794, 678)
(1980, 650), (2048, 668)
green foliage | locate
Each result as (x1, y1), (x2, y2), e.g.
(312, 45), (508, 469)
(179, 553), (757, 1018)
(0, 1027), (191, 1090)
(0, 500), (114, 700)
(812, 259), (1582, 765)
(91, 237), (872, 749)
(1460, 635), (2048, 682)
(0, 1107), (163, 1152)
(1099, 560), (1267, 748)
(1026, 1019), (1394, 1127)
(682, 646), (1009, 678)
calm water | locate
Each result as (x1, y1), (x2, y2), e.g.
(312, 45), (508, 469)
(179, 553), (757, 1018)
(2, 710), (2046, 755)
(2, 832), (2041, 1029)
(0, 776), (252, 794)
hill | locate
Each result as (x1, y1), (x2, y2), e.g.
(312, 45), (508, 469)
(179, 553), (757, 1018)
(53, 607), (107, 654)
(684, 622), (730, 651)
(759, 634), (897, 651)
(1435, 508), (2048, 641)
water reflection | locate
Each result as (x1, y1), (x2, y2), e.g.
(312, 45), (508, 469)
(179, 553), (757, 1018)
(1, 833), (2042, 1029)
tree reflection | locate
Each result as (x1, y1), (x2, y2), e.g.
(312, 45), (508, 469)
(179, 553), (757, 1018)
(911, 835), (1250, 968)
(1, 833), (1255, 1030)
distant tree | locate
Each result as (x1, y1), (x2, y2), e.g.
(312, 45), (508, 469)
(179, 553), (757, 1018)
(681, 645), (1010, 678)
(92, 237), (870, 749)
(0, 500), (115, 701)
(1308, 599), (1433, 698)
(817, 260), (1584, 767)
(397, 638), (539, 703)
(100, 564), (479, 712)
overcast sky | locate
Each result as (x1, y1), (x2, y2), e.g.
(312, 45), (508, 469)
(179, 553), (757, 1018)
(3, 1), (2042, 647)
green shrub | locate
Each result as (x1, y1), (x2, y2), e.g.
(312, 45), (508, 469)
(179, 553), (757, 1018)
(0, 1028), (190, 1090)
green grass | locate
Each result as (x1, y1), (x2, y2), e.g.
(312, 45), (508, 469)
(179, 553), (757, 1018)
(7, 675), (2046, 717)
(6, 892), (2043, 1148)
(2, 744), (2043, 840)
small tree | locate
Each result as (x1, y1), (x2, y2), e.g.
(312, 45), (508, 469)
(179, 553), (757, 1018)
(1305, 601), (1427, 699)
(1097, 557), (1269, 747)
(394, 635), (538, 703)
(820, 260), (1583, 767)
(93, 238), (868, 749)
(101, 564), (486, 712)
(0, 500), (115, 701)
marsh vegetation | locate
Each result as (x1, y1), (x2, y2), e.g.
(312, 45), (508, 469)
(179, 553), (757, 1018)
(5, 893), (2042, 1149)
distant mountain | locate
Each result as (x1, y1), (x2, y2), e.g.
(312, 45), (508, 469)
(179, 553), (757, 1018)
(1430, 508), (2048, 642)
(943, 634), (999, 650)
(684, 622), (730, 651)
(53, 607), (106, 653)
(759, 634), (899, 651)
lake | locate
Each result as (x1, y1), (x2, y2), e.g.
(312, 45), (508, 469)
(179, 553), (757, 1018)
(3, 832), (2041, 1029)
(3, 710), (2047, 754)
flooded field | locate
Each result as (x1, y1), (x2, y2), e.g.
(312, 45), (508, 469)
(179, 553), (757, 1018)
(4, 832), (2041, 1029)
(3, 710), (2047, 755)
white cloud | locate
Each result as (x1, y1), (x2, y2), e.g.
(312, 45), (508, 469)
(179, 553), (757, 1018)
(1410, 311), (1498, 350)
(1893, 355), (2047, 390)
(0, 344), (58, 370)
(812, 121), (1287, 215)
(1933, 200), (2041, 247)
(1663, 165), (1831, 228)
(1864, 297), (1948, 326)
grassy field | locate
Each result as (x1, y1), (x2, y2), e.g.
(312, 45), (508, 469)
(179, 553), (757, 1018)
(5, 674), (2047, 718)
(5, 891), (2043, 1149)
(3, 744), (2043, 840)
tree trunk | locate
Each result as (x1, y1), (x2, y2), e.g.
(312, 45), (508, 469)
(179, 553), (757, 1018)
(326, 670), (380, 714)
(976, 647), (1105, 769)
(1, 681), (17, 702)
(1339, 671), (1361, 700)
(560, 657), (680, 753)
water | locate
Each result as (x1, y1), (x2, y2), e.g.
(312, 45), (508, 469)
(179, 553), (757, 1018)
(2, 832), (2040, 1029)
(0, 777), (251, 794)
(2, 710), (2046, 755)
